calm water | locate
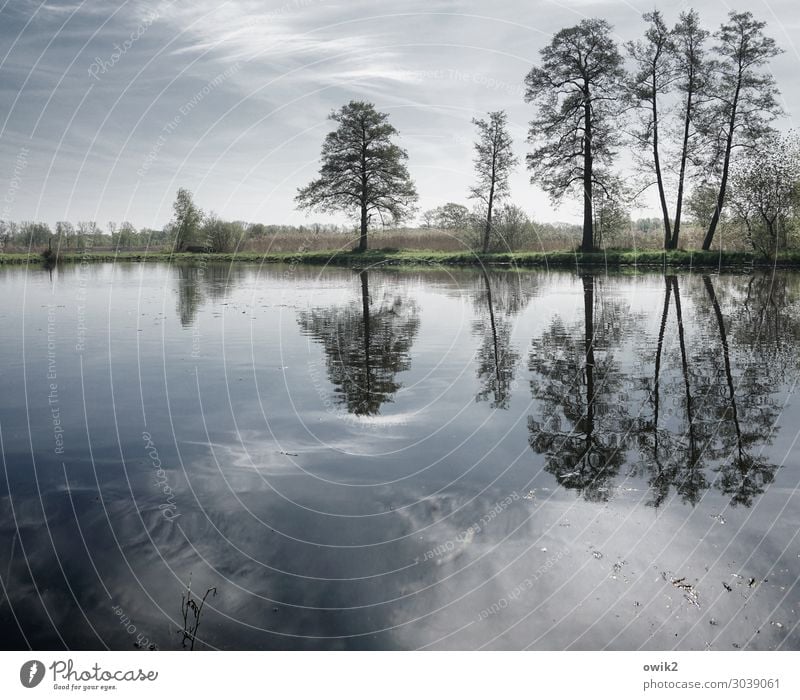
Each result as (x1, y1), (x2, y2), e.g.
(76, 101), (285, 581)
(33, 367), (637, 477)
(1, 262), (799, 650)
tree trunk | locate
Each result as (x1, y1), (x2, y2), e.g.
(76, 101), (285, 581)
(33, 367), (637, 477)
(704, 275), (743, 458)
(359, 204), (368, 252)
(653, 275), (672, 439)
(581, 99), (594, 253)
(360, 270), (371, 398)
(651, 74), (672, 250)
(583, 274), (595, 437)
(703, 83), (740, 251)
(482, 270), (500, 387)
(482, 188), (494, 254)
(672, 86), (693, 249)
(672, 276), (696, 465)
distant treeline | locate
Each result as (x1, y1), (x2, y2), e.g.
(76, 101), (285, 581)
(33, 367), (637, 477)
(0, 210), (707, 255)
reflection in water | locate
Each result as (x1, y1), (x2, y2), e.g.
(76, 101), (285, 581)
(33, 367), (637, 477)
(641, 276), (707, 507)
(1, 263), (799, 651)
(298, 270), (420, 415)
(701, 275), (779, 508)
(528, 275), (630, 501)
(471, 270), (533, 409)
(526, 273), (785, 508)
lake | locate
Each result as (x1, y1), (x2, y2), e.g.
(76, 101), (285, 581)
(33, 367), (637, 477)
(0, 261), (798, 650)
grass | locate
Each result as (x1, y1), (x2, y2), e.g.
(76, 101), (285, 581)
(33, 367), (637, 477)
(3, 247), (800, 269)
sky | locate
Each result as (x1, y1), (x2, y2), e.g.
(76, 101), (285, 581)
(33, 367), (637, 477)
(0, 0), (799, 231)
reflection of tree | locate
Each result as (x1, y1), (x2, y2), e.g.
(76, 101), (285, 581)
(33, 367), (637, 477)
(702, 276), (779, 507)
(635, 275), (781, 508)
(638, 276), (708, 507)
(735, 273), (800, 384)
(176, 265), (203, 327)
(472, 271), (533, 409)
(298, 270), (420, 416)
(528, 275), (630, 501)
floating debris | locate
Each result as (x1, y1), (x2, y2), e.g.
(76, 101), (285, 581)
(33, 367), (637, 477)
(665, 574), (700, 608)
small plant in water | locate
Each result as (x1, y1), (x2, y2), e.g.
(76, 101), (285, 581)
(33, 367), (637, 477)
(179, 574), (216, 651)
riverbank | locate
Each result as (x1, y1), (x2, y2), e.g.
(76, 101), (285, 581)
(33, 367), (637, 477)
(2, 248), (800, 269)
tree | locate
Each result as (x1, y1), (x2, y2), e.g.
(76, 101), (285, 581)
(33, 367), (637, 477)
(296, 101), (417, 252)
(671, 9), (710, 249)
(171, 188), (203, 251)
(729, 132), (800, 256)
(469, 111), (517, 253)
(19, 221), (51, 247)
(117, 221), (137, 249)
(701, 12), (783, 250)
(593, 177), (631, 248)
(420, 203), (472, 230)
(203, 214), (245, 253)
(75, 221), (100, 248)
(627, 10), (676, 249)
(56, 221), (75, 249)
(524, 19), (625, 252)
(492, 204), (531, 251)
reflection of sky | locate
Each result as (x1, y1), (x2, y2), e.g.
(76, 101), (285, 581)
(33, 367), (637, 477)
(0, 263), (799, 649)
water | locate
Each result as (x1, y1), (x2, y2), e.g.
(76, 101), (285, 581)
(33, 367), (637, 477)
(1, 261), (799, 650)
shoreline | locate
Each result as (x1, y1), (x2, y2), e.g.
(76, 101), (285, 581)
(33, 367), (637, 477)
(2, 248), (800, 270)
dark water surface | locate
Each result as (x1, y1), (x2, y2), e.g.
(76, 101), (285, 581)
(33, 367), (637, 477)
(1, 262), (799, 650)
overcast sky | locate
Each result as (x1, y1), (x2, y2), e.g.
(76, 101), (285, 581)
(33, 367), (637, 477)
(1, 0), (798, 230)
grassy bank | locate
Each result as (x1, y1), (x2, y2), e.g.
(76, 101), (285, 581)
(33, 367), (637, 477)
(3, 248), (800, 269)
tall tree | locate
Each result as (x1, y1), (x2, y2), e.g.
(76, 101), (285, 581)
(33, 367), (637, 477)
(524, 19), (625, 252)
(469, 111), (517, 253)
(296, 101), (418, 252)
(171, 188), (203, 251)
(701, 12), (783, 251)
(670, 9), (710, 249)
(627, 10), (676, 249)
